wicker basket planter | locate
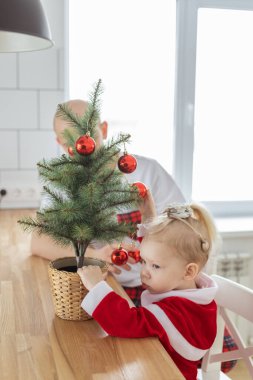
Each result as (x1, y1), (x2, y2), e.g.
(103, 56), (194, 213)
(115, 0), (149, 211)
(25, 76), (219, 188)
(48, 257), (107, 321)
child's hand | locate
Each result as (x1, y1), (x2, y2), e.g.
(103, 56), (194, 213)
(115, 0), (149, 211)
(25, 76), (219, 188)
(138, 189), (157, 223)
(77, 265), (106, 290)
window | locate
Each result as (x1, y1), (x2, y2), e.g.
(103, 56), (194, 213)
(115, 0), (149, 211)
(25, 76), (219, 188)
(68, 0), (176, 174)
(68, 0), (253, 217)
(175, 0), (253, 216)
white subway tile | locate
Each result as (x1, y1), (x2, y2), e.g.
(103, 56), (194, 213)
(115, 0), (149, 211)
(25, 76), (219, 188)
(19, 49), (58, 89)
(1, 170), (39, 185)
(39, 90), (65, 130)
(0, 131), (18, 169)
(0, 90), (37, 130)
(20, 131), (58, 169)
(0, 54), (17, 88)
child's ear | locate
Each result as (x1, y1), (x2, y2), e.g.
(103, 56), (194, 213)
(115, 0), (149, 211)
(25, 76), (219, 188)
(184, 263), (199, 280)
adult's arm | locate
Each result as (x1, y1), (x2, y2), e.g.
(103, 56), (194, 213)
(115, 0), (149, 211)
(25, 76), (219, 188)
(30, 232), (133, 273)
(31, 232), (74, 260)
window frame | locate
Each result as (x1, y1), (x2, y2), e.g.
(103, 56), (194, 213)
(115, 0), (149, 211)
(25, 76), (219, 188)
(174, 0), (253, 217)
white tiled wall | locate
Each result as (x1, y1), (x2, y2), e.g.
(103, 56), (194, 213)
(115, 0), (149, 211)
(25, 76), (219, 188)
(0, 0), (66, 208)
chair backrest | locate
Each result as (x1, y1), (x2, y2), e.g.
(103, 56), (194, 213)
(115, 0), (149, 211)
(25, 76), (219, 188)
(200, 274), (253, 379)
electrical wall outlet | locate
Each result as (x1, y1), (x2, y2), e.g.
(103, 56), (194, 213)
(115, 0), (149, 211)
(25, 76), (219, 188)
(0, 189), (7, 197)
(0, 186), (41, 209)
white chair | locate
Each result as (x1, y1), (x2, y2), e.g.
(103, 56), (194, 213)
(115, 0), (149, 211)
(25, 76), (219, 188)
(198, 274), (253, 380)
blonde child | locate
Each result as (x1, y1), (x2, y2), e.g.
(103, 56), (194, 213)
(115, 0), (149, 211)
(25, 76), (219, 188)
(78, 202), (218, 380)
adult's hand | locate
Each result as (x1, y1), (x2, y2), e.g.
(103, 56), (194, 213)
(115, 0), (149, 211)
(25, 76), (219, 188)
(138, 189), (157, 223)
(85, 241), (136, 274)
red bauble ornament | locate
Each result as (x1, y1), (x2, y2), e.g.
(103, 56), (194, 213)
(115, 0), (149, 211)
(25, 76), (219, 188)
(132, 182), (148, 198)
(128, 249), (141, 263)
(111, 247), (128, 266)
(68, 146), (74, 156)
(75, 134), (96, 155)
(118, 153), (137, 174)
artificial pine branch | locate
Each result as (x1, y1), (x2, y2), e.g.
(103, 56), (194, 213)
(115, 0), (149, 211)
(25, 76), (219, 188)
(93, 211), (116, 226)
(103, 188), (138, 196)
(85, 79), (103, 134)
(18, 219), (74, 246)
(37, 161), (54, 172)
(43, 154), (77, 167)
(94, 150), (121, 175)
(63, 128), (79, 147)
(98, 196), (139, 213)
(18, 217), (46, 232)
(43, 185), (64, 204)
(98, 169), (117, 184)
(56, 103), (83, 131)
(105, 133), (131, 149)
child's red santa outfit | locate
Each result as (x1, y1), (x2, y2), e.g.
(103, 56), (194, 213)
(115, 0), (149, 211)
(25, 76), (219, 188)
(81, 273), (217, 380)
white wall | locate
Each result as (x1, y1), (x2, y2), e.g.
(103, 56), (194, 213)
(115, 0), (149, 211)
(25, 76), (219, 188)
(0, 0), (66, 208)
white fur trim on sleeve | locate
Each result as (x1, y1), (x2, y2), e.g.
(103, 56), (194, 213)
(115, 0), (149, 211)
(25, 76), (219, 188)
(144, 304), (208, 361)
(81, 281), (113, 316)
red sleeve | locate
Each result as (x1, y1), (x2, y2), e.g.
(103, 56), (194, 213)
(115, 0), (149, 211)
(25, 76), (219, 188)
(157, 297), (217, 349)
(92, 292), (165, 339)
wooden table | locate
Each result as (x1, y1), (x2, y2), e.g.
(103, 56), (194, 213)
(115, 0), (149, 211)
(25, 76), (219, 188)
(0, 209), (184, 380)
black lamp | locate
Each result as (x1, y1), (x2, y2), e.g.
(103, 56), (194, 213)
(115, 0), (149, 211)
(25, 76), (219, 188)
(0, 0), (54, 52)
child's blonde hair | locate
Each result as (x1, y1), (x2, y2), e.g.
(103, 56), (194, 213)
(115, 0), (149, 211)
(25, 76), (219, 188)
(143, 203), (218, 269)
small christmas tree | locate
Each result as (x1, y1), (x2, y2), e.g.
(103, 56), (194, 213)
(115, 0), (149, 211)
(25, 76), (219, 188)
(18, 80), (140, 268)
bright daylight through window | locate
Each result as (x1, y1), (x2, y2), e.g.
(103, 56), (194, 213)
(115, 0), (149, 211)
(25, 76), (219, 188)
(174, 0), (253, 216)
(194, 8), (253, 203)
(68, 0), (176, 174)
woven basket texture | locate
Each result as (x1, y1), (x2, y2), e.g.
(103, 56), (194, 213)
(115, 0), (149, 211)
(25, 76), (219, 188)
(48, 256), (107, 321)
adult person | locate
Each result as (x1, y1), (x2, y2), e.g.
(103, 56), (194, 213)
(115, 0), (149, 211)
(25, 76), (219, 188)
(31, 99), (185, 272)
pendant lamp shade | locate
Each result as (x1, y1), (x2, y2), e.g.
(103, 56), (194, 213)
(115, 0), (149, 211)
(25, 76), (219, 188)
(0, 0), (54, 52)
